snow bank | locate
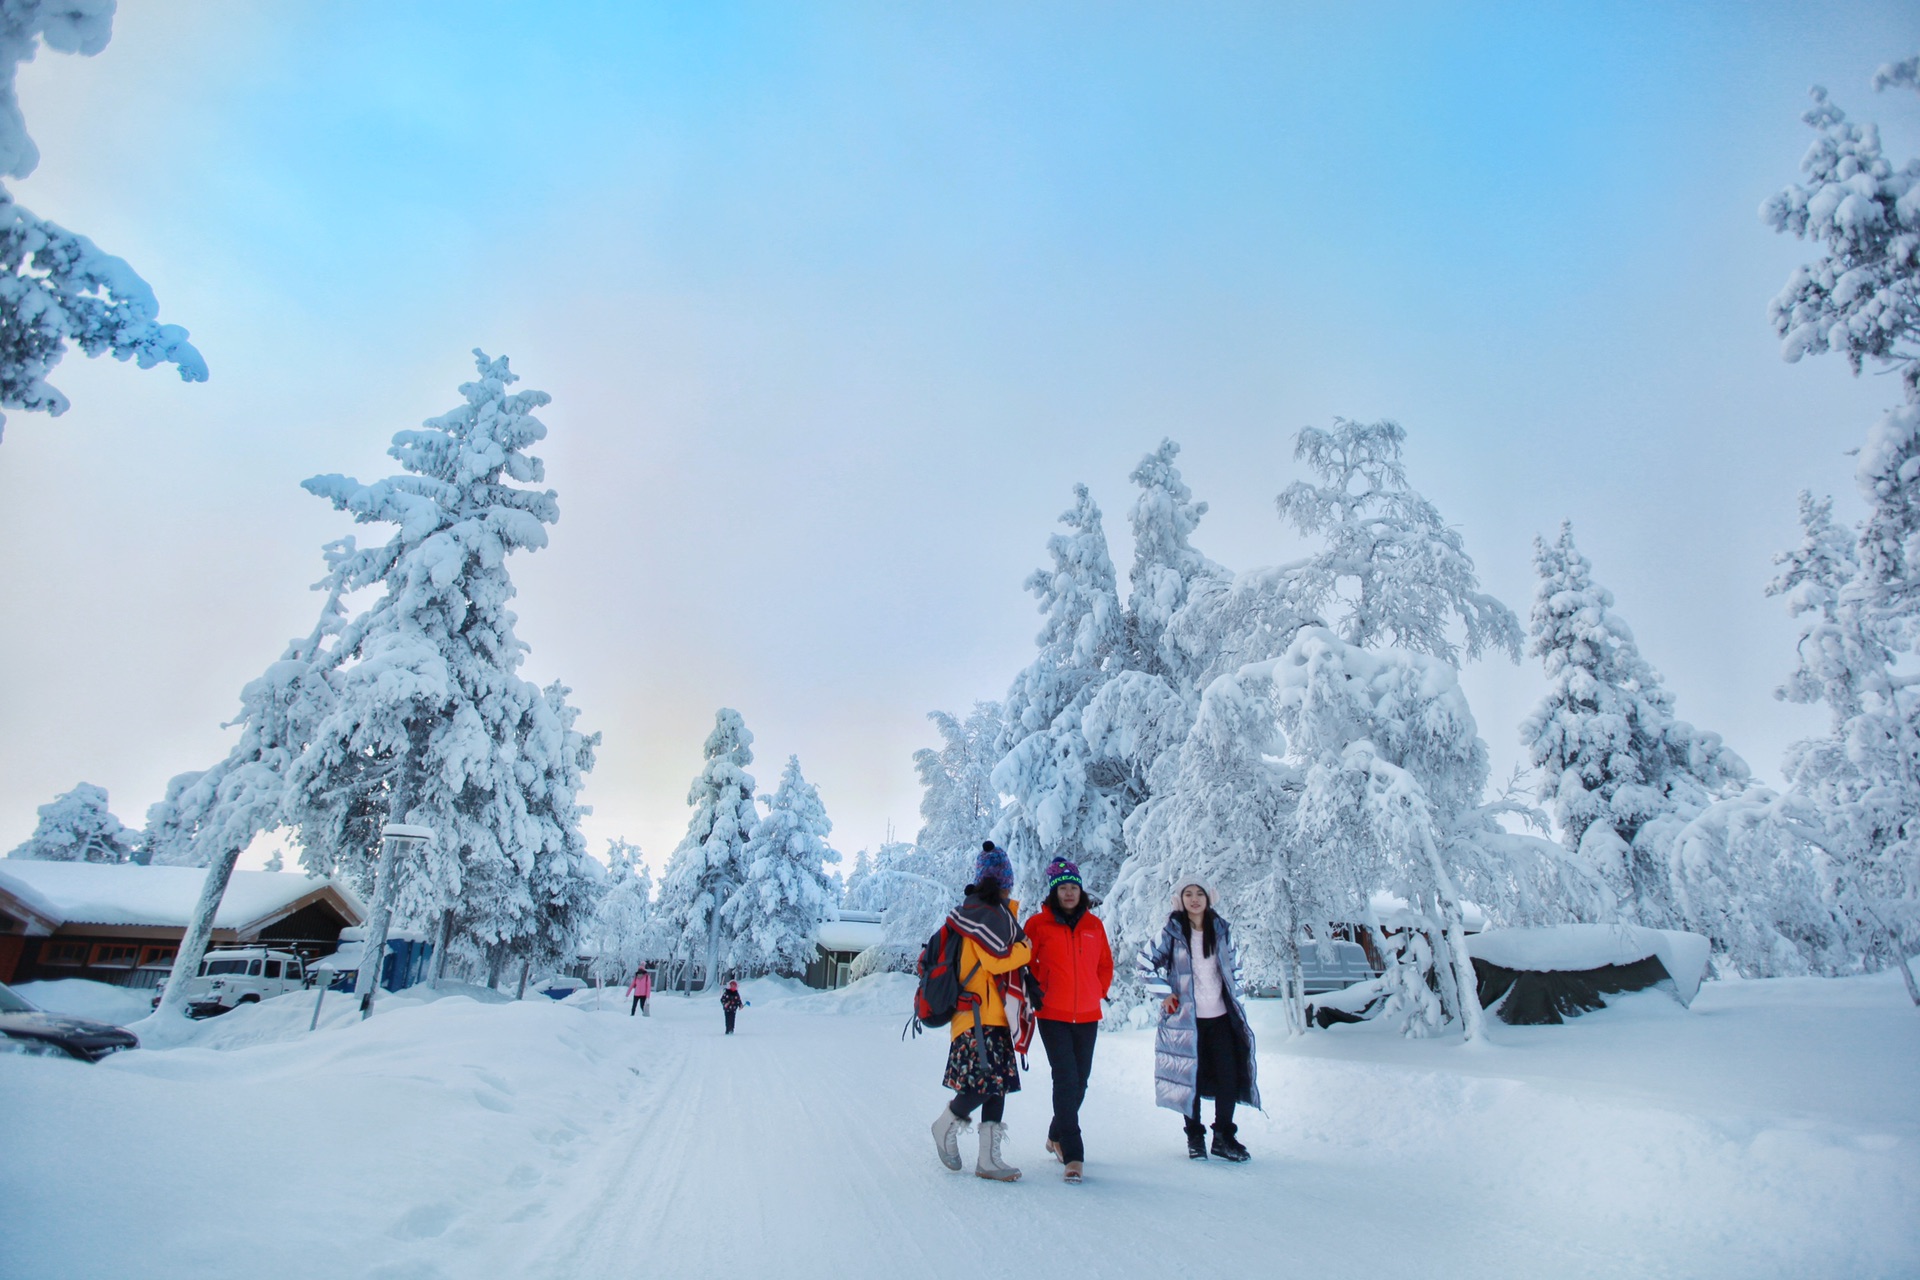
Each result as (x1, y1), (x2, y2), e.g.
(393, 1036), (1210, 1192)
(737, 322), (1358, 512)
(1469, 924), (1712, 1004)
(13, 978), (153, 1027)
(758, 972), (917, 1016)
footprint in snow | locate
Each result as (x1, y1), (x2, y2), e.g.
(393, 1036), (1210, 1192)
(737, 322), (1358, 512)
(390, 1202), (459, 1240)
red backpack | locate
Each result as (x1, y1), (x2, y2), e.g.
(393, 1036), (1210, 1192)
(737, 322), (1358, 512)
(902, 920), (981, 1041)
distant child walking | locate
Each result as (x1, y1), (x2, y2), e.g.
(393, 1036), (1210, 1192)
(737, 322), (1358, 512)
(628, 966), (652, 1017)
(720, 980), (745, 1034)
(928, 841), (1036, 1183)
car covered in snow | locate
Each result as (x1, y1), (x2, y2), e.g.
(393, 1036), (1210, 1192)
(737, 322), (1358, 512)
(0, 981), (139, 1062)
(156, 946), (311, 1018)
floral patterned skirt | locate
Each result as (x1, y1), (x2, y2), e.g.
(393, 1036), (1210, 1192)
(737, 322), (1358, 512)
(943, 1024), (1021, 1096)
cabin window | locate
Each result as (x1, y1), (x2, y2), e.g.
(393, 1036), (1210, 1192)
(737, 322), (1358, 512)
(139, 946), (176, 968)
(44, 941), (87, 965)
(89, 943), (139, 968)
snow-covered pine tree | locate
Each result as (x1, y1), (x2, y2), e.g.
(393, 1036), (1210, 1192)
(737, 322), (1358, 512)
(449, 680), (602, 976)
(993, 484), (1127, 895)
(6, 782), (137, 862)
(1520, 523), (1751, 930)
(655, 709), (757, 989)
(722, 755), (838, 977)
(1759, 61), (1920, 1000)
(1076, 443), (1231, 888)
(840, 848), (878, 912)
(585, 838), (660, 985)
(0, 1), (203, 437)
(1124, 439), (1229, 686)
(287, 351), (592, 1000)
(856, 704), (1009, 973)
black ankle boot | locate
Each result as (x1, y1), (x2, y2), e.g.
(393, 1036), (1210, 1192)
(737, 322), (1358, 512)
(1185, 1127), (1208, 1160)
(1210, 1130), (1250, 1162)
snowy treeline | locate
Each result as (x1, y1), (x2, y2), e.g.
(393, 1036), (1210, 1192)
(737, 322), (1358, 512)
(0, 0), (203, 438)
(856, 59), (1920, 1025)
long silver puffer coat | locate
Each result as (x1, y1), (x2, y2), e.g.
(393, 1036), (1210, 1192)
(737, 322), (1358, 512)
(1136, 914), (1261, 1114)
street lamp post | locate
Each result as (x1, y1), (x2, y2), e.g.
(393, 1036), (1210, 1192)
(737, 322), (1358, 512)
(357, 822), (435, 1021)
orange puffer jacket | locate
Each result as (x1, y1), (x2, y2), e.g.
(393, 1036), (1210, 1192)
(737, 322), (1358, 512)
(1024, 904), (1113, 1023)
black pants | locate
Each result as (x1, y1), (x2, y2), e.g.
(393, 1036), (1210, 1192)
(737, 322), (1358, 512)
(630, 995), (647, 1016)
(724, 1008), (737, 1033)
(1185, 1014), (1241, 1138)
(948, 1091), (1005, 1124)
(1037, 1019), (1098, 1163)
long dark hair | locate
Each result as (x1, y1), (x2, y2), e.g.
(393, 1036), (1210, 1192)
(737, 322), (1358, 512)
(1170, 905), (1220, 958)
(965, 880), (1005, 908)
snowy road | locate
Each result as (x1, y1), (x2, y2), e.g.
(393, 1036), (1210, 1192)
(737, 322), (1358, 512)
(5, 973), (1918, 1279)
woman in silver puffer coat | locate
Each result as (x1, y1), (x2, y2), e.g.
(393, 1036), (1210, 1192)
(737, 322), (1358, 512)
(1136, 878), (1260, 1161)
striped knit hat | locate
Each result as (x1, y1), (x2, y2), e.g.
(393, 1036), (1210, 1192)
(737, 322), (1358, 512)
(1044, 858), (1082, 892)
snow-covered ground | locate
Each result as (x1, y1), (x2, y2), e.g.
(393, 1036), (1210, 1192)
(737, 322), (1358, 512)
(3, 971), (1916, 1279)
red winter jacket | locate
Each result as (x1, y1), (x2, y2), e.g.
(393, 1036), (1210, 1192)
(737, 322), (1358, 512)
(1023, 903), (1114, 1024)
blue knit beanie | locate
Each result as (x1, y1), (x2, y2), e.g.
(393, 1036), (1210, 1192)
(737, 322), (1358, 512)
(974, 841), (1014, 891)
(1044, 858), (1082, 892)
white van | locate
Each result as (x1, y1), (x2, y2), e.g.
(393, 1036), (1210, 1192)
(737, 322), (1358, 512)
(156, 947), (311, 1017)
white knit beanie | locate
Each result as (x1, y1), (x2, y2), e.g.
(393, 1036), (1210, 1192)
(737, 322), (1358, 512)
(1170, 876), (1218, 913)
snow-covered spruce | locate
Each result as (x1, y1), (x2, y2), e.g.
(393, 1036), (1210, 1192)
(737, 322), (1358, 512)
(722, 755), (839, 978)
(854, 703), (1006, 974)
(992, 483), (1128, 896)
(583, 839), (669, 986)
(285, 351), (600, 996)
(0, 2), (204, 436)
(1520, 523), (1750, 931)
(655, 709), (758, 989)
(1755, 61), (1920, 1001)
(6, 781), (138, 863)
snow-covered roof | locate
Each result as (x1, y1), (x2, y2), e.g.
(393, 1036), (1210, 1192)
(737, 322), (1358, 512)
(816, 916), (884, 954)
(0, 861), (364, 934)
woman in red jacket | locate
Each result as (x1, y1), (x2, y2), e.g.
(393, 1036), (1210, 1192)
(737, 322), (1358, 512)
(1023, 858), (1113, 1184)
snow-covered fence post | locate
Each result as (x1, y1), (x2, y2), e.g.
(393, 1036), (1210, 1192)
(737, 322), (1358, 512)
(355, 822), (433, 1019)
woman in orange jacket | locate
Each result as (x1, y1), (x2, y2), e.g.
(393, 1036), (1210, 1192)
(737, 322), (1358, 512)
(929, 842), (1034, 1182)
(1023, 858), (1113, 1184)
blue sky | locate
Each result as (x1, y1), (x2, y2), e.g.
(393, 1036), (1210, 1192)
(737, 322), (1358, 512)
(1, 1), (1917, 869)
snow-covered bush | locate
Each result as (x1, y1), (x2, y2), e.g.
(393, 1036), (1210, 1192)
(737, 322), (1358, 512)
(6, 781), (137, 862)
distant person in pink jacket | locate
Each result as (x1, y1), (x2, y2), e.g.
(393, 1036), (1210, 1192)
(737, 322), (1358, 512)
(628, 966), (652, 1017)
